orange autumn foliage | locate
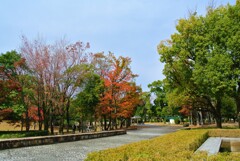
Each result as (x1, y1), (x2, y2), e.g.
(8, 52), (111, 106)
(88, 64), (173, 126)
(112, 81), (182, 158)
(27, 106), (44, 121)
(179, 105), (192, 116)
(98, 55), (141, 119)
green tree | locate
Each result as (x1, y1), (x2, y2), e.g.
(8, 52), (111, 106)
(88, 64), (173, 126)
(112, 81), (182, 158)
(134, 92), (152, 122)
(148, 80), (168, 118)
(73, 72), (103, 130)
(221, 96), (237, 122)
(0, 51), (22, 107)
(158, 2), (240, 128)
(0, 51), (34, 131)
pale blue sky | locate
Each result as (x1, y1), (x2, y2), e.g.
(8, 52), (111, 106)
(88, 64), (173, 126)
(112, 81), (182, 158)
(0, 0), (236, 91)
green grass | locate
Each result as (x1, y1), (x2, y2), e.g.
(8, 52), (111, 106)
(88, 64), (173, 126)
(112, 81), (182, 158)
(85, 129), (240, 161)
(0, 133), (25, 139)
(0, 130), (49, 139)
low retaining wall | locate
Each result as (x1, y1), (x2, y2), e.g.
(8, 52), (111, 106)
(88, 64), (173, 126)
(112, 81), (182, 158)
(0, 130), (126, 150)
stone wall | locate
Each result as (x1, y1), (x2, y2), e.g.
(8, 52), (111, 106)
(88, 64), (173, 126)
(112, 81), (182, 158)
(0, 130), (126, 150)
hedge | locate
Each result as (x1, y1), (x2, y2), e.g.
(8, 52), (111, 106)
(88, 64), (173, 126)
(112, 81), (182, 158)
(208, 129), (240, 137)
(85, 129), (240, 161)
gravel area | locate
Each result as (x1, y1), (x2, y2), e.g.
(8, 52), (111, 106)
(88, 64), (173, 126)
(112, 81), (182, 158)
(0, 125), (182, 161)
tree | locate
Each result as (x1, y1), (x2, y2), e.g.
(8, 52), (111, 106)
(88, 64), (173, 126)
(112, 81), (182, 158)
(134, 92), (150, 121)
(21, 36), (90, 134)
(0, 51), (34, 131)
(213, 2), (240, 127)
(158, 2), (240, 128)
(148, 80), (168, 119)
(116, 82), (141, 127)
(0, 51), (22, 107)
(221, 96), (237, 122)
(73, 72), (103, 130)
(96, 53), (140, 130)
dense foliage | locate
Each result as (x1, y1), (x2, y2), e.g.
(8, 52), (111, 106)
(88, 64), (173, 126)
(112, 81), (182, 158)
(0, 38), (142, 133)
(157, 1), (240, 128)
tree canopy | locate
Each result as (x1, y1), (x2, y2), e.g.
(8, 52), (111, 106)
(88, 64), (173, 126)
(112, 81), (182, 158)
(158, 1), (240, 128)
(0, 37), (142, 132)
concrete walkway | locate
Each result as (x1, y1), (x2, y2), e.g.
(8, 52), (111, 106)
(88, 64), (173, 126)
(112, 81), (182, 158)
(195, 137), (240, 155)
(0, 125), (182, 161)
(195, 137), (222, 155)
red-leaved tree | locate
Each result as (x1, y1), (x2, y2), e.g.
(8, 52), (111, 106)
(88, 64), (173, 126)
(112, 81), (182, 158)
(97, 53), (141, 130)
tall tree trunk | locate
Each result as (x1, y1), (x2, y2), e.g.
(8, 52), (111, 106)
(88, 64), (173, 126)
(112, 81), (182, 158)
(94, 114), (97, 132)
(236, 98), (240, 128)
(50, 120), (54, 134)
(25, 109), (30, 131)
(81, 117), (84, 133)
(21, 118), (24, 131)
(120, 119), (123, 128)
(216, 116), (222, 128)
(66, 98), (70, 133)
(50, 106), (54, 135)
(215, 98), (222, 128)
(37, 90), (43, 131)
(205, 96), (222, 128)
(235, 82), (240, 128)
(43, 94), (49, 131)
(115, 117), (117, 129)
(103, 115), (107, 130)
(126, 118), (131, 128)
(107, 117), (112, 130)
(59, 96), (66, 134)
(21, 91), (30, 131)
(43, 107), (49, 131)
(59, 115), (64, 134)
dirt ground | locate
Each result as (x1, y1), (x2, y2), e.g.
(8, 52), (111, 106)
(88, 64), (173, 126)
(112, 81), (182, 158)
(0, 120), (96, 133)
(144, 122), (239, 128)
(0, 120), (33, 131)
(0, 120), (239, 131)
(0, 120), (57, 132)
(0, 120), (21, 131)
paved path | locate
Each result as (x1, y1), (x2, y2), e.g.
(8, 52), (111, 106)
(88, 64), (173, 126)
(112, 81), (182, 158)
(0, 125), (182, 161)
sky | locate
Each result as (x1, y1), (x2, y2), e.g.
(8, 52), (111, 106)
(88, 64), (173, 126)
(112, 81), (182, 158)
(0, 0), (236, 91)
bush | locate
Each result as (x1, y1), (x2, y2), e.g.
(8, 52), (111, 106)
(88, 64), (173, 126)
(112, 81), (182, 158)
(193, 151), (240, 160)
(174, 118), (181, 124)
(183, 118), (189, 122)
(208, 129), (240, 137)
(86, 130), (208, 161)
(86, 129), (240, 161)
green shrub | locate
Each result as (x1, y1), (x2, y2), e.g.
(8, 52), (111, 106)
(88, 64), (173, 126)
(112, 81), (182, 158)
(183, 118), (189, 122)
(85, 129), (240, 161)
(86, 130), (208, 161)
(174, 118), (180, 124)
